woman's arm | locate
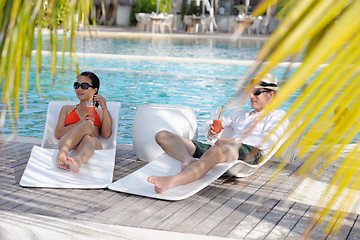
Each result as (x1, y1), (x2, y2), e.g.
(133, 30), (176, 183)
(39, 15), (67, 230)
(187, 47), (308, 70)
(95, 95), (112, 139)
(54, 105), (84, 139)
(100, 108), (112, 138)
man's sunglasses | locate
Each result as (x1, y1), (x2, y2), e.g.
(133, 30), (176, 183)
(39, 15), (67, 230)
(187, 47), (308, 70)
(73, 82), (94, 90)
(253, 89), (272, 96)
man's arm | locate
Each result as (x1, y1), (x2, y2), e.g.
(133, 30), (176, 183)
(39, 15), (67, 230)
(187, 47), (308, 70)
(241, 110), (289, 155)
(203, 110), (242, 141)
(214, 138), (236, 145)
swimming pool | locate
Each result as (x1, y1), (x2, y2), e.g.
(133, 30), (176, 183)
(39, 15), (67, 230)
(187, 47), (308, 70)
(0, 36), (291, 144)
(42, 36), (265, 60)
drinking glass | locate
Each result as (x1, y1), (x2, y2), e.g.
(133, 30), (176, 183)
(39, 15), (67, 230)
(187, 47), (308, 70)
(212, 106), (223, 134)
(212, 119), (223, 134)
(85, 101), (95, 118)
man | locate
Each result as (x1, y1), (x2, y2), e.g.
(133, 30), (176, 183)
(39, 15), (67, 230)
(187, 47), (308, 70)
(147, 73), (289, 193)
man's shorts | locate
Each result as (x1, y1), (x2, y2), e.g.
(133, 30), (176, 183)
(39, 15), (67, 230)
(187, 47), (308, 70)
(191, 140), (262, 165)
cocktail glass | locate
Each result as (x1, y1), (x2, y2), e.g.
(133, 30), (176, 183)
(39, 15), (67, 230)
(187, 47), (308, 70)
(212, 119), (223, 134)
(85, 101), (95, 118)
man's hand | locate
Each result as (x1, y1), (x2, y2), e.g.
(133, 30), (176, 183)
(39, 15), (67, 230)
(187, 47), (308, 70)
(214, 138), (236, 146)
(208, 124), (224, 140)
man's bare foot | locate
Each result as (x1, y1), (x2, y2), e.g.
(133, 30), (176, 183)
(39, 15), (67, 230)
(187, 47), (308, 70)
(56, 149), (70, 171)
(64, 156), (82, 173)
(147, 176), (175, 193)
(182, 158), (199, 171)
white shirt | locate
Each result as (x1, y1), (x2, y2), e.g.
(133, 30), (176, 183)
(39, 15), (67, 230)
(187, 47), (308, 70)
(204, 109), (289, 155)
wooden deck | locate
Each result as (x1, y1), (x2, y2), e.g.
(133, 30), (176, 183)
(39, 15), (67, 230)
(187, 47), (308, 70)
(1, 138), (360, 239)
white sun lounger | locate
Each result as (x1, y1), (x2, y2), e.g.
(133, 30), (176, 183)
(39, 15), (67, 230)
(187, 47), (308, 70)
(20, 101), (121, 189)
(108, 152), (239, 201)
(225, 129), (294, 178)
(108, 124), (298, 201)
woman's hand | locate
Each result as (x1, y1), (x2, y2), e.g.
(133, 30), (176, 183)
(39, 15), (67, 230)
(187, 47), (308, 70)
(84, 112), (95, 124)
(94, 95), (108, 110)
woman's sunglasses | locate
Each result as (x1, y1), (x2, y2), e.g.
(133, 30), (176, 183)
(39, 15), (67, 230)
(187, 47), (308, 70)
(253, 89), (272, 96)
(73, 82), (94, 90)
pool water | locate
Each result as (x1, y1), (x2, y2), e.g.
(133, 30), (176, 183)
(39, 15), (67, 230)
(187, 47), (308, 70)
(0, 36), (292, 144)
(42, 36), (265, 60)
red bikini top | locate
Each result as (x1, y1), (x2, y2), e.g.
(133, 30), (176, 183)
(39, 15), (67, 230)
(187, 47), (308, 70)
(65, 105), (102, 128)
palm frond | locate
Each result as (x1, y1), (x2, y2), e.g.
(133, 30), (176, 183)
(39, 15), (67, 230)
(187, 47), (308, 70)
(0, 0), (94, 131)
(232, 0), (360, 235)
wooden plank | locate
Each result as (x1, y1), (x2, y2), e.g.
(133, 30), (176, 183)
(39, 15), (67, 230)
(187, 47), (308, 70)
(226, 166), (290, 239)
(265, 202), (310, 240)
(245, 172), (302, 238)
(209, 179), (271, 237)
(187, 185), (243, 235)
(0, 186), (22, 206)
(137, 187), (217, 229)
(0, 141), (359, 239)
(328, 212), (357, 240)
(86, 194), (139, 222)
(24, 194), (65, 216)
(307, 209), (338, 239)
(54, 189), (108, 219)
(226, 193), (277, 239)
(121, 200), (172, 227)
(245, 199), (287, 239)
(152, 186), (225, 230)
(284, 205), (315, 240)
(12, 189), (52, 212)
(184, 181), (246, 234)
(75, 191), (126, 221)
(0, 188), (46, 211)
(347, 215), (360, 239)
(307, 209), (358, 239)
(105, 197), (157, 224)
(112, 159), (145, 181)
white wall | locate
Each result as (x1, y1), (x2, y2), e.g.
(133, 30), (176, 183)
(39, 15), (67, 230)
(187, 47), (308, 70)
(116, 6), (131, 26)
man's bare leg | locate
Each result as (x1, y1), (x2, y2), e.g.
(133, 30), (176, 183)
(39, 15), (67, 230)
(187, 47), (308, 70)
(148, 143), (239, 193)
(155, 130), (198, 170)
(56, 121), (93, 170)
(65, 135), (102, 172)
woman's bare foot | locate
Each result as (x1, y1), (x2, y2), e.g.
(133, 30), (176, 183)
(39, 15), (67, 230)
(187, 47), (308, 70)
(64, 156), (82, 173)
(56, 149), (70, 171)
(182, 158), (199, 171)
(147, 176), (175, 193)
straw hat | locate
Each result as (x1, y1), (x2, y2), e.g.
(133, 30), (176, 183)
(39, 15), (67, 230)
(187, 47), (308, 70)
(252, 73), (278, 91)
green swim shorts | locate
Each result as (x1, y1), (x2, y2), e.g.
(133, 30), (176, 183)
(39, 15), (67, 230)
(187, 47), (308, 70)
(191, 140), (262, 165)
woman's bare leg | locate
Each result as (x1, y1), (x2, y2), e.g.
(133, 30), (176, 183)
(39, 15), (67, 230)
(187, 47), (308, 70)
(148, 143), (239, 193)
(155, 130), (198, 170)
(56, 149), (70, 171)
(65, 135), (102, 172)
(56, 121), (93, 170)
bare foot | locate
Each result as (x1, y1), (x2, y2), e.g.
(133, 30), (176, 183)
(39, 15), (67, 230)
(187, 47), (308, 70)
(182, 158), (199, 171)
(64, 156), (82, 173)
(147, 176), (174, 193)
(56, 149), (70, 171)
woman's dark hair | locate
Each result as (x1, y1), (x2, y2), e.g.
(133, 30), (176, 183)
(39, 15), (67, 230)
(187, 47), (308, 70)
(78, 71), (100, 107)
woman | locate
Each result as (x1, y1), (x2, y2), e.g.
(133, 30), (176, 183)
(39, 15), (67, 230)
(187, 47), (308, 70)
(54, 71), (112, 172)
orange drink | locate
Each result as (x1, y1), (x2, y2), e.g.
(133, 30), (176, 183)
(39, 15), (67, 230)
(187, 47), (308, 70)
(212, 119), (223, 134)
(86, 102), (95, 118)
